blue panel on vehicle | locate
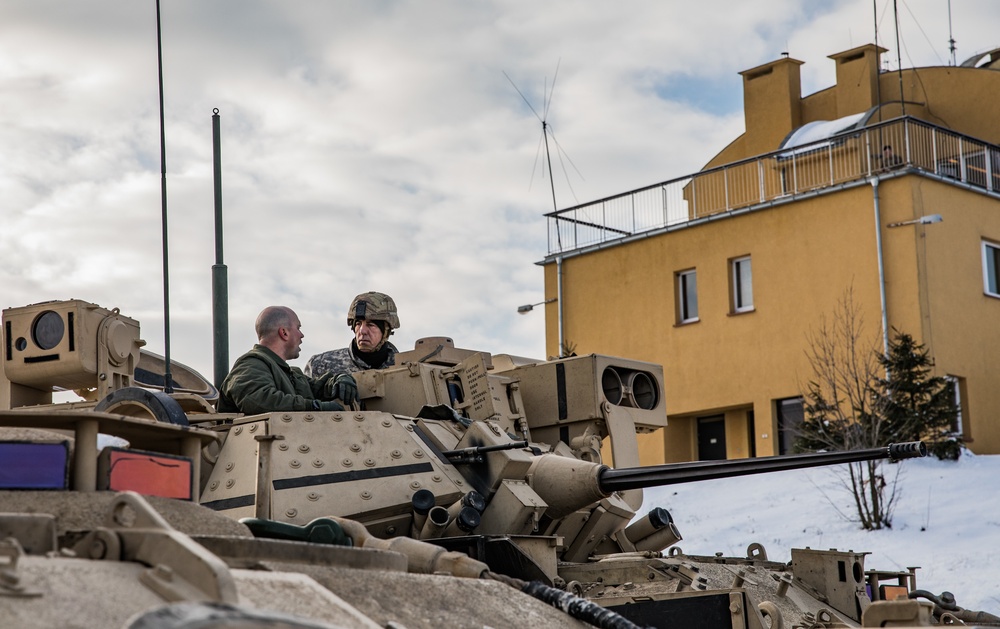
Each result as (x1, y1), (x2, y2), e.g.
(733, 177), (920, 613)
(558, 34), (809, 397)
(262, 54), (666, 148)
(0, 441), (70, 489)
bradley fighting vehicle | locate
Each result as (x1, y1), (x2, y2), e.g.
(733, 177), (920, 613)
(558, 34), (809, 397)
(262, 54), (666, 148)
(2, 298), (997, 628)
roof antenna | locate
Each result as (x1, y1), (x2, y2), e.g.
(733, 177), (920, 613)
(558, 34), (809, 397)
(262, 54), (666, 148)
(504, 61), (583, 249)
(504, 62), (561, 214)
(947, 0), (957, 66)
(154, 0), (173, 393)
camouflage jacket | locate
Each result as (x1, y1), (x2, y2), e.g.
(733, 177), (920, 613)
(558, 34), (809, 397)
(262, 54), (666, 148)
(218, 345), (342, 414)
(304, 341), (399, 378)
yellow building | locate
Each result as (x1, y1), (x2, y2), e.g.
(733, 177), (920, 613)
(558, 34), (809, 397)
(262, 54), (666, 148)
(539, 45), (1000, 463)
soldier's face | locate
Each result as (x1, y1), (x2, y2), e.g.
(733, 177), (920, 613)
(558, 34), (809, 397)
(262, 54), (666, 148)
(355, 320), (383, 351)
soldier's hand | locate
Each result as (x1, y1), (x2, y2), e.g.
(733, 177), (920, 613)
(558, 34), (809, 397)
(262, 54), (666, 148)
(326, 373), (358, 406)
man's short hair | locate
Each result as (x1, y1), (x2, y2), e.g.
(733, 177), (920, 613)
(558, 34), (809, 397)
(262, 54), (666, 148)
(256, 306), (293, 341)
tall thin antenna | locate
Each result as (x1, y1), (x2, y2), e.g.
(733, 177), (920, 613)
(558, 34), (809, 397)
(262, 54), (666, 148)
(947, 0), (957, 66)
(893, 0), (906, 116)
(504, 62), (562, 216)
(212, 109), (229, 389)
(154, 0), (173, 393)
(873, 0), (883, 122)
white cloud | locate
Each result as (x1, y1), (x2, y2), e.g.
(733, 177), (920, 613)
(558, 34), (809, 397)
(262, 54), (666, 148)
(2, 0), (998, 381)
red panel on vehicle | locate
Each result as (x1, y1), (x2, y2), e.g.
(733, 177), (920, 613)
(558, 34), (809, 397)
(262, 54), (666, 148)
(98, 447), (193, 500)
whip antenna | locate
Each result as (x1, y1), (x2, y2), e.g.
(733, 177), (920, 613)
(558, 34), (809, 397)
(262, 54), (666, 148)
(154, 0), (173, 393)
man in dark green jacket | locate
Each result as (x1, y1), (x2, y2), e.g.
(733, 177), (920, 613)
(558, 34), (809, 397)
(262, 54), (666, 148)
(218, 305), (356, 415)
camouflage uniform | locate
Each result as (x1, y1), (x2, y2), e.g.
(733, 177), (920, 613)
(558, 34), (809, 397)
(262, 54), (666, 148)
(304, 341), (399, 377)
(218, 345), (345, 414)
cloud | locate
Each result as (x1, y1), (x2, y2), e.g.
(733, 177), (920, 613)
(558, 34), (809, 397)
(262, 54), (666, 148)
(2, 0), (997, 382)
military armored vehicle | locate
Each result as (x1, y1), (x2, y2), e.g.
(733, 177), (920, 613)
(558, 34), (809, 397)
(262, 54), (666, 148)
(2, 298), (998, 628)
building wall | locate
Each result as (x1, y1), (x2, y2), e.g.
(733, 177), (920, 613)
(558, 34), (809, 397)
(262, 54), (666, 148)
(544, 174), (1000, 460)
(910, 181), (1000, 452)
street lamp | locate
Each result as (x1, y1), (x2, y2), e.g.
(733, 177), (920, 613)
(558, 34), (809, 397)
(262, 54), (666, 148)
(517, 298), (557, 314)
(887, 214), (943, 228)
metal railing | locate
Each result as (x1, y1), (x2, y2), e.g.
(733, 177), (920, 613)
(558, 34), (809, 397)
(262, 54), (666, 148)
(546, 116), (1000, 256)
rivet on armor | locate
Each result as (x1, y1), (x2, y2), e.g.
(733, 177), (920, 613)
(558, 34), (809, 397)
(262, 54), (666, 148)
(405, 424), (415, 432)
(332, 413), (343, 422)
(409, 481), (421, 490)
(286, 509), (297, 518)
(354, 413), (365, 422)
(225, 479), (235, 488)
(360, 491), (372, 500)
(234, 426), (243, 435)
(307, 493), (320, 501)
(386, 526), (396, 535)
(278, 443), (289, 451)
(304, 414), (315, 422)
(382, 419), (392, 428)
(456, 479), (464, 485)
(350, 443), (362, 452)
(431, 475), (442, 483)
(342, 459), (353, 467)
(364, 458), (376, 467)
(225, 462), (234, 472)
(210, 481), (219, 491)
(413, 450), (424, 458)
(281, 414), (292, 422)
(391, 450), (402, 459)
(298, 444), (310, 453)
(313, 459), (324, 468)
(290, 460), (301, 469)
(248, 424), (258, 432)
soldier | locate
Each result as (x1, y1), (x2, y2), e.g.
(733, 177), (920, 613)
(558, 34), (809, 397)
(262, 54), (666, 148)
(218, 306), (357, 414)
(305, 292), (400, 377)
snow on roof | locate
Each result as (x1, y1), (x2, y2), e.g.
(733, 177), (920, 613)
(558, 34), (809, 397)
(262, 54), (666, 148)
(780, 112), (867, 151)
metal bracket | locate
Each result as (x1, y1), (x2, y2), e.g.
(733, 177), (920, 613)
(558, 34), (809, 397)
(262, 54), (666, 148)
(0, 538), (43, 598)
(72, 492), (238, 604)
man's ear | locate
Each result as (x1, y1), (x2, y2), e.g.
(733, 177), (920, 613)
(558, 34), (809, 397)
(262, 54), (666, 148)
(277, 326), (289, 340)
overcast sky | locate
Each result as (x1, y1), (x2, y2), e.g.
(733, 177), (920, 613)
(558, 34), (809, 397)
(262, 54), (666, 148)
(2, 1), (998, 386)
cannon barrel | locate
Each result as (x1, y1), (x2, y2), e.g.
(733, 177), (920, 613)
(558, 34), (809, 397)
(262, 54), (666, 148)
(598, 441), (927, 493)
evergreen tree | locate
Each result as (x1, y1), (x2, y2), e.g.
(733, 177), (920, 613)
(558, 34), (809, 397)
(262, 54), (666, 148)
(875, 330), (962, 460)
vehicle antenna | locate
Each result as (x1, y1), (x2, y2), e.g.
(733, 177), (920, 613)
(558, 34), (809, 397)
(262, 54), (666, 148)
(212, 109), (229, 389)
(154, 0), (173, 393)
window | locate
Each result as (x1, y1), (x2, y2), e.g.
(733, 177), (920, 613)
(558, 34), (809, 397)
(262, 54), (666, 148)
(946, 376), (966, 437)
(731, 256), (754, 313)
(984, 240), (1000, 298)
(676, 269), (698, 323)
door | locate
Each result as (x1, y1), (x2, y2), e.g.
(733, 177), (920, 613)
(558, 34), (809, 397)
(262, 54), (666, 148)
(697, 415), (727, 460)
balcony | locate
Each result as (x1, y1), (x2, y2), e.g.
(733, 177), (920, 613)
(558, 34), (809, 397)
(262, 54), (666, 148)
(546, 116), (1000, 257)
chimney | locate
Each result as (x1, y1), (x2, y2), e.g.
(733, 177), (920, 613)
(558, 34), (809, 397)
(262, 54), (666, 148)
(739, 55), (804, 155)
(829, 44), (887, 118)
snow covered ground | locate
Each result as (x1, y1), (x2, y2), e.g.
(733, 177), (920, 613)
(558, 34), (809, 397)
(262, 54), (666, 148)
(641, 451), (1000, 615)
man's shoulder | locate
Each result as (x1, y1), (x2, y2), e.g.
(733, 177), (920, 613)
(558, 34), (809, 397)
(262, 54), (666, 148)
(306, 347), (354, 377)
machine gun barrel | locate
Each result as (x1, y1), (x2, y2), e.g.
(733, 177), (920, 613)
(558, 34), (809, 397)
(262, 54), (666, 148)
(598, 442), (927, 493)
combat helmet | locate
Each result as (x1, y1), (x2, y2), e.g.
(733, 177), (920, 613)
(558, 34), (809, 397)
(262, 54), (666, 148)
(347, 291), (400, 335)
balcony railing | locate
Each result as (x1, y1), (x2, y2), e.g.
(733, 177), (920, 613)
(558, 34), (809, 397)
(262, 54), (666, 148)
(546, 116), (1000, 256)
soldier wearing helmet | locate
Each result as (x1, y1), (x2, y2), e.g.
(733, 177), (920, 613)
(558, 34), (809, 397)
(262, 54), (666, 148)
(304, 292), (400, 378)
